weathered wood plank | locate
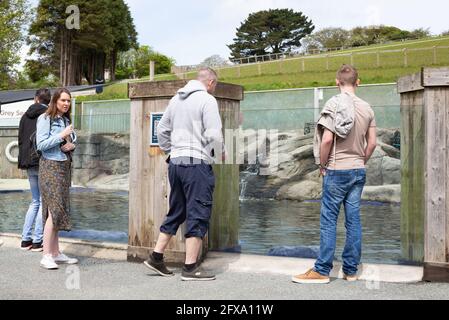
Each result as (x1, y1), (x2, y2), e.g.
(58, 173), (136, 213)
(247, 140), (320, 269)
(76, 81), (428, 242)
(424, 88), (447, 263)
(447, 89), (449, 263)
(423, 67), (449, 87)
(210, 100), (240, 250)
(129, 80), (187, 99)
(445, 90), (449, 263)
(141, 100), (155, 248)
(423, 262), (449, 283)
(400, 91), (425, 262)
(129, 100), (144, 247)
(129, 81), (243, 101)
(398, 71), (424, 93)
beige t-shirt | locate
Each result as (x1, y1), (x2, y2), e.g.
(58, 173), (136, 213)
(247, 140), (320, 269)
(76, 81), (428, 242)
(318, 95), (376, 170)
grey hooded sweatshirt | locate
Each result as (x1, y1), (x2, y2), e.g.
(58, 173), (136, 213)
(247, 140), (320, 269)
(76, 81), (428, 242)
(313, 92), (355, 165)
(157, 80), (224, 163)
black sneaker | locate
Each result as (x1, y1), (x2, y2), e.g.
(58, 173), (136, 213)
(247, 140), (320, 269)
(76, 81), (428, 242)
(181, 265), (216, 281)
(31, 242), (43, 252)
(143, 254), (174, 277)
(20, 240), (33, 251)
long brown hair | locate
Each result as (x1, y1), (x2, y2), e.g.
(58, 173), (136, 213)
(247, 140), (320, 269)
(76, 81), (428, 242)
(45, 88), (72, 122)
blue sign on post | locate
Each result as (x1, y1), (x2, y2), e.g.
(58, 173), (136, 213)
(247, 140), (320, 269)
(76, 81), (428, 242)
(150, 112), (164, 146)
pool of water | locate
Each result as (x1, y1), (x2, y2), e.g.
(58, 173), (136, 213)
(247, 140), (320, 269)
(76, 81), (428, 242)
(0, 188), (128, 243)
(0, 189), (404, 264)
(239, 199), (403, 265)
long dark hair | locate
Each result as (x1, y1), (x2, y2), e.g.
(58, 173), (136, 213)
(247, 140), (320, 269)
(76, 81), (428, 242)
(45, 88), (72, 122)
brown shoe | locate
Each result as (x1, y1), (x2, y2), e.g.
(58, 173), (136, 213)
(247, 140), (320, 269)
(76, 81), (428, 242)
(292, 269), (330, 284)
(343, 273), (358, 282)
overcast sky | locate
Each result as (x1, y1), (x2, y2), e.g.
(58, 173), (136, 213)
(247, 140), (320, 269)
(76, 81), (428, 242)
(27, 0), (449, 66)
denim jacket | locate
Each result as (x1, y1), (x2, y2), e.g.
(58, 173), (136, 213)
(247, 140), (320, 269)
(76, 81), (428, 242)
(36, 114), (76, 161)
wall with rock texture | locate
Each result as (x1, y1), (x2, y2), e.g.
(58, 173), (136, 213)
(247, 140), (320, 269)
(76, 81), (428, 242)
(72, 133), (129, 189)
(240, 128), (401, 203)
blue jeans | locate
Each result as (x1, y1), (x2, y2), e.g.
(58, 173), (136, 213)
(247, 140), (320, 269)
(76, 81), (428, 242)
(21, 168), (43, 243)
(314, 169), (366, 276)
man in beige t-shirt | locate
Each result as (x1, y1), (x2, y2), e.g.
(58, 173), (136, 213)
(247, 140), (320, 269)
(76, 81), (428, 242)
(326, 95), (376, 170)
(293, 65), (377, 284)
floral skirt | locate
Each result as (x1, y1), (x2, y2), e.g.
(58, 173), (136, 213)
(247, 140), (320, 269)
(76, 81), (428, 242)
(39, 158), (72, 231)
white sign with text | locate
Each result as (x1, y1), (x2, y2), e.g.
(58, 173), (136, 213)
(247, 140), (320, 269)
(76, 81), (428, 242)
(0, 100), (33, 128)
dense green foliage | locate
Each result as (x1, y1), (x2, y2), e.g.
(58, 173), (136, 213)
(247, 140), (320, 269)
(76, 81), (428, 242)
(115, 46), (175, 79)
(28, 0), (137, 86)
(0, 0), (29, 89)
(228, 9), (314, 60)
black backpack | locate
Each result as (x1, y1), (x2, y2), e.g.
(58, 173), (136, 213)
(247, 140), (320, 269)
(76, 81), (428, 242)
(29, 119), (52, 163)
(29, 131), (41, 163)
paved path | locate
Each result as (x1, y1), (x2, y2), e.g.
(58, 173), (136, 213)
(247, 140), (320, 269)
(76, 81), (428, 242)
(1, 246), (449, 300)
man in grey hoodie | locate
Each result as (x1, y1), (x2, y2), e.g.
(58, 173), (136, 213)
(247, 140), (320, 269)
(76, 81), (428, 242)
(144, 68), (223, 281)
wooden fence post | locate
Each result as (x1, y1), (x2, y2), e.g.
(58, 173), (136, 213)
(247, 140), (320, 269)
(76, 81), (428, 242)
(403, 48), (408, 67)
(127, 81), (243, 263)
(433, 46), (437, 65)
(398, 67), (449, 282)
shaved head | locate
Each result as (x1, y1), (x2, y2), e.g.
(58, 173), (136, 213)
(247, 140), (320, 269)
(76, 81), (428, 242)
(197, 68), (218, 82)
(197, 67), (218, 94)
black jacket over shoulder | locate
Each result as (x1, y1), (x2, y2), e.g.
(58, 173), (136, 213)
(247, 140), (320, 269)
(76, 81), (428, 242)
(18, 103), (48, 169)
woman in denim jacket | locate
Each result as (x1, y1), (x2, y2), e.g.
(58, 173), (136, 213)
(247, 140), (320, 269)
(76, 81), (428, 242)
(36, 88), (78, 270)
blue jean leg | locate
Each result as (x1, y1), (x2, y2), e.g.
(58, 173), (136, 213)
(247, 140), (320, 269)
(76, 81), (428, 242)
(21, 168), (43, 243)
(342, 171), (366, 276)
(314, 173), (350, 276)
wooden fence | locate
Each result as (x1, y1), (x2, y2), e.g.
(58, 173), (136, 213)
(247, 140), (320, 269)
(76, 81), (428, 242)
(399, 67), (449, 282)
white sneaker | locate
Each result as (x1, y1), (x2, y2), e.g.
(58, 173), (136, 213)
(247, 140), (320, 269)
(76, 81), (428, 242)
(53, 253), (78, 265)
(40, 254), (59, 270)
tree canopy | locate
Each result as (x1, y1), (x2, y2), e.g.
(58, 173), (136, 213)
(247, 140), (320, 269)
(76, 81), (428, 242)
(0, 0), (29, 89)
(200, 55), (230, 68)
(228, 9), (314, 61)
(28, 0), (137, 86)
(302, 25), (433, 53)
(116, 46), (175, 79)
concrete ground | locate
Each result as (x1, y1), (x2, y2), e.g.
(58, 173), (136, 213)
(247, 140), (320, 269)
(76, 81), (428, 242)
(1, 179), (449, 301)
(1, 241), (449, 300)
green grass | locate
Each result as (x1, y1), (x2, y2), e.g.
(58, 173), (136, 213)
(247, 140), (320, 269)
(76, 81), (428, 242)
(78, 36), (449, 100)
(76, 82), (128, 102)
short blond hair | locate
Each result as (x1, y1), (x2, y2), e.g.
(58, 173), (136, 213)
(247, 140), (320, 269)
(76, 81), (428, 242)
(337, 64), (358, 86)
(197, 68), (218, 83)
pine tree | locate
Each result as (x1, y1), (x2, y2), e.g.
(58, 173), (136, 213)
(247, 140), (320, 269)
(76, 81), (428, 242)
(228, 9), (314, 62)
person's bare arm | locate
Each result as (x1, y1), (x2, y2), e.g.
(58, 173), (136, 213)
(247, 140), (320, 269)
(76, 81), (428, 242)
(320, 129), (334, 175)
(364, 127), (377, 164)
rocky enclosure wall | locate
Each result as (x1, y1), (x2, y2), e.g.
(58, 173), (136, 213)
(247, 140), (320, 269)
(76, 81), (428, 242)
(72, 133), (129, 186)
(240, 128), (401, 203)
(53, 129), (401, 203)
